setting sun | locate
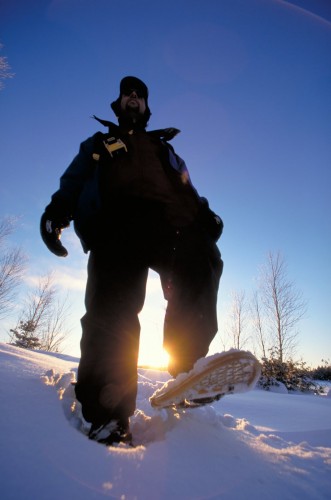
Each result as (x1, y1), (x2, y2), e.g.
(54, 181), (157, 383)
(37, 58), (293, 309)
(138, 345), (169, 369)
(137, 272), (170, 369)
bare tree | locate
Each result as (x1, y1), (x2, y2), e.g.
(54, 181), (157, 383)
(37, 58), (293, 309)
(250, 290), (268, 359)
(228, 290), (249, 350)
(24, 273), (57, 331)
(258, 251), (307, 362)
(0, 43), (14, 89)
(10, 273), (71, 352)
(0, 217), (27, 319)
(40, 293), (72, 352)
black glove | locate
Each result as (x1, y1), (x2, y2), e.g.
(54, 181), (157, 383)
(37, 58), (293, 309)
(40, 212), (70, 257)
(204, 210), (223, 241)
(199, 198), (224, 242)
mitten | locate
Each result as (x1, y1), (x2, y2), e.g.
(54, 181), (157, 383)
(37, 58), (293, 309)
(199, 198), (224, 242)
(40, 212), (70, 257)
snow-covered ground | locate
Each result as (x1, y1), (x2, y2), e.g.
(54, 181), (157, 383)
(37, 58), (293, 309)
(1, 343), (330, 500)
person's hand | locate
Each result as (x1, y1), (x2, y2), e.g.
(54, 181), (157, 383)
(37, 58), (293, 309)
(199, 198), (224, 242)
(205, 210), (223, 241)
(40, 212), (70, 257)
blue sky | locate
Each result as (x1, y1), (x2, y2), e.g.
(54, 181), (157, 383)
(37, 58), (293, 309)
(0, 0), (330, 367)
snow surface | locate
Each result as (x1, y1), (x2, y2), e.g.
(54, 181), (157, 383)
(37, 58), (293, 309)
(1, 343), (330, 500)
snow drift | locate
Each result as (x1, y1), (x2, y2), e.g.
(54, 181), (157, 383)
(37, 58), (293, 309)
(0, 343), (330, 500)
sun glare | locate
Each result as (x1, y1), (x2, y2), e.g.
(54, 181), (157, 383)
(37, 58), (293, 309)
(137, 271), (170, 369)
(138, 346), (169, 370)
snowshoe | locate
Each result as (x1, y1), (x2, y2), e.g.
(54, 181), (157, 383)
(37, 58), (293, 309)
(150, 350), (261, 409)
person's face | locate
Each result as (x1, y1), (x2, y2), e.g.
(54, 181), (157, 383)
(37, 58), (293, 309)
(120, 89), (146, 115)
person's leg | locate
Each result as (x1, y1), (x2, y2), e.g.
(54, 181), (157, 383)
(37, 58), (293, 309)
(75, 250), (148, 426)
(160, 228), (223, 377)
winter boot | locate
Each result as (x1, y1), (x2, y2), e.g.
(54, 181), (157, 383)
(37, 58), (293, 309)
(88, 418), (132, 446)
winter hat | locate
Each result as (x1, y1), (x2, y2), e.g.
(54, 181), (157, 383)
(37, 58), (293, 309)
(120, 76), (149, 100)
(111, 76), (151, 123)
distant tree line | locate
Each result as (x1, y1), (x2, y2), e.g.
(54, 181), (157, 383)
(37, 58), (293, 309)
(308, 360), (331, 381)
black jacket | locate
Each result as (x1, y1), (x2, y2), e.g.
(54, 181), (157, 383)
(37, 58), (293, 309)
(47, 121), (223, 252)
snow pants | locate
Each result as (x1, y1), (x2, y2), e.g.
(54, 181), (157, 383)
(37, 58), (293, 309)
(75, 202), (223, 426)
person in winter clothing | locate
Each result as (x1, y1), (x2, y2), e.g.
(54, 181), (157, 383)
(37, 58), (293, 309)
(41, 76), (224, 445)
